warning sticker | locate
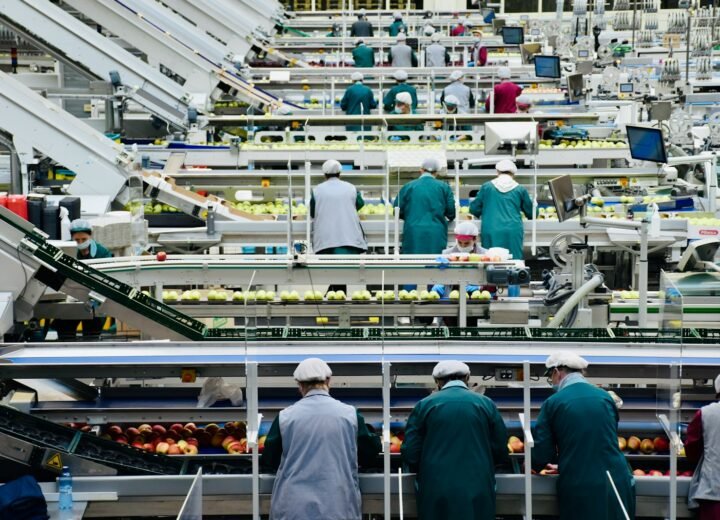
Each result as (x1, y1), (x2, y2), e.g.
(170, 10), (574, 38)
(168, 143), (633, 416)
(46, 453), (62, 470)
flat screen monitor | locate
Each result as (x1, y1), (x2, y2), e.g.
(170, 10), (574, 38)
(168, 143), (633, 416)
(577, 49), (590, 58)
(619, 82), (634, 93)
(626, 125), (667, 163)
(534, 55), (561, 78)
(493, 18), (506, 35)
(547, 175), (579, 222)
(567, 73), (584, 102)
(501, 26), (524, 45)
(520, 43), (542, 64)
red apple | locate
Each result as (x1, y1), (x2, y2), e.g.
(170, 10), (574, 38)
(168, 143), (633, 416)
(143, 443), (154, 452)
(166, 430), (181, 441)
(681, 470), (694, 477)
(108, 425), (123, 436)
(221, 436), (237, 450)
(126, 427), (141, 439)
(181, 427), (194, 438)
(627, 436), (641, 452)
(205, 424), (219, 435)
(184, 423), (197, 432)
(648, 470), (663, 477)
(186, 437), (199, 447)
(165, 438), (176, 445)
(653, 437), (670, 453)
(168, 444), (182, 455)
(152, 425), (167, 436)
(131, 441), (144, 449)
(138, 424), (152, 433)
(632, 469), (646, 476)
(182, 444), (199, 455)
(170, 423), (184, 433)
(115, 435), (128, 444)
(155, 442), (170, 454)
(226, 440), (247, 454)
(640, 438), (655, 454)
(80, 425), (92, 433)
(618, 436), (627, 451)
(156, 251), (167, 262)
(389, 443), (400, 454)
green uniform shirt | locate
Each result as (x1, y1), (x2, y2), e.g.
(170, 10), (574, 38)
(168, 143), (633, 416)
(78, 241), (113, 260)
(394, 174), (455, 254)
(388, 20), (408, 36)
(340, 82), (378, 131)
(469, 181), (534, 260)
(352, 45), (375, 68)
(402, 381), (510, 520)
(531, 376), (636, 520)
(383, 83), (418, 112)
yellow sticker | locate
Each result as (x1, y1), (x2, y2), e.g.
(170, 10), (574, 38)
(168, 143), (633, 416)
(46, 453), (62, 470)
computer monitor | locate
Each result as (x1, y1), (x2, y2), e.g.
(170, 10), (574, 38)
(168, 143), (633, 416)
(501, 26), (524, 45)
(493, 18), (506, 35)
(619, 82), (634, 94)
(577, 49), (590, 58)
(534, 55), (561, 78)
(520, 43), (542, 64)
(626, 125), (668, 163)
(547, 175), (580, 222)
(484, 122), (538, 155)
(567, 73), (584, 102)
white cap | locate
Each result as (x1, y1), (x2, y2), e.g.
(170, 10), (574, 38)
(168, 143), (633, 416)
(397, 33), (407, 41)
(433, 360), (470, 378)
(322, 159), (342, 175)
(393, 11), (402, 20)
(496, 158), (517, 175)
(715, 374), (720, 394)
(424, 25), (436, 36)
(351, 71), (364, 82)
(355, 38), (365, 46)
(294, 358), (332, 382)
(444, 94), (460, 106)
(450, 70), (464, 81)
(498, 66), (512, 79)
(454, 221), (479, 237)
(544, 352), (589, 375)
(359, 8), (366, 15)
(393, 69), (408, 81)
(421, 156), (442, 173)
(70, 219), (92, 234)
(431, 32), (441, 42)
(395, 92), (412, 105)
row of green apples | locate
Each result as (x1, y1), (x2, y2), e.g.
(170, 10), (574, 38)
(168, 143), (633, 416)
(539, 139), (627, 149)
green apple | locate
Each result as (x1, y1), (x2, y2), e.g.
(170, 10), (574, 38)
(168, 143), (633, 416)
(256, 290), (267, 300)
(471, 290), (482, 300)
(280, 290), (291, 301)
(232, 291), (244, 301)
(326, 290), (336, 300)
(304, 290), (316, 301)
(288, 290), (300, 301)
(265, 291), (275, 301)
(481, 290), (492, 300)
(449, 290), (460, 300)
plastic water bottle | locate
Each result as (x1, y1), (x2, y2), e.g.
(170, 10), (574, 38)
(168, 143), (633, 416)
(58, 466), (73, 511)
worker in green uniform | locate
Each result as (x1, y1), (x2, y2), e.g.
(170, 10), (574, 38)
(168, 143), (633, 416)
(393, 157), (455, 254)
(388, 11), (408, 36)
(532, 352), (636, 520)
(402, 360), (510, 520)
(388, 92), (422, 132)
(340, 71), (377, 132)
(351, 39), (375, 68)
(469, 159), (534, 260)
(382, 69), (417, 112)
(53, 219), (113, 341)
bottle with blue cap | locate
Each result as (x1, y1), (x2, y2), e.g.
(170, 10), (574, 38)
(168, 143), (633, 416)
(58, 465), (73, 511)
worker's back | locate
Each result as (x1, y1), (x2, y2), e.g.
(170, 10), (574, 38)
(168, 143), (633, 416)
(312, 178), (366, 253)
(352, 45), (375, 68)
(395, 175), (455, 253)
(390, 43), (414, 67)
(425, 43), (448, 67)
(270, 391), (361, 520)
(341, 83), (376, 115)
(351, 19), (373, 37)
(443, 81), (472, 113)
(487, 82), (522, 113)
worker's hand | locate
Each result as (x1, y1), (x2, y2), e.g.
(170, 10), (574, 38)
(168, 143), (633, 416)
(539, 464), (559, 475)
(431, 284), (445, 296)
(435, 256), (450, 269)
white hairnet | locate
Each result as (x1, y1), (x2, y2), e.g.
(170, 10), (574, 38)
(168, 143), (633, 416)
(431, 32), (441, 42)
(393, 11), (402, 19)
(397, 33), (407, 41)
(359, 8), (366, 15)
(70, 219), (92, 234)
(351, 71), (364, 82)
(393, 69), (408, 81)
(454, 221), (479, 237)
(498, 66), (512, 79)
(294, 358), (332, 382)
(544, 352), (589, 375)
(715, 374), (720, 394)
(424, 25), (436, 36)
(395, 92), (412, 105)
(421, 156), (442, 173)
(322, 159), (342, 175)
(444, 94), (460, 106)
(450, 70), (464, 81)
(433, 360), (470, 378)
(496, 159), (518, 175)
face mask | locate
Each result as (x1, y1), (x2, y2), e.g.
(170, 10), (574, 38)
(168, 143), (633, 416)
(77, 240), (92, 251)
(456, 243), (473, 253)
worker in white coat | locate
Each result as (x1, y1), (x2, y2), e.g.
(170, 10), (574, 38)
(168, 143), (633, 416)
(425, 33), (450, 67)
(261, 358), (381, 520)
(389, 33), (418, 68)
(441, 71), (475, 114)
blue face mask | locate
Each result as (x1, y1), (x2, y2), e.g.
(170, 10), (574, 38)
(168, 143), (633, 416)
(77, 239), (92, 251)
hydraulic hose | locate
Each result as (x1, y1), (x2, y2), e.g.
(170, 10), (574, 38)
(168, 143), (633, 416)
(546, 274), (604, 329)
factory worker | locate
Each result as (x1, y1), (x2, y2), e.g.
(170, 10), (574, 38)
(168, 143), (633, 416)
(422, 24), (436, 37)
(53, 220), (113, 341)
(310, 160), (367, 255)
(388, 11), (408, 36)
(383, 69), (418, 112)
(389, 33), (418, 68)
(350, 9), (373, 37)
(430, 222), (487, 298)
(425, 33), (451, 67)
(393, 157), (455, 254)
(326, 23), (342, 37)
(685, 374), (720, 519)
(388, 92), (422, 132)
(532, 353), (636, 520)
(402, 360), (510, 519)
(262, 358), (381, 520)
(450, 18), (470, 37)
(471, 34), (488, 66)
(440, 94), (473, 132)
(340, 72), (378, 131)
(485, 66), (522, 114)
(70, 219), (113, 260)
(352, 38), (375, 68)
(469, 159), (534, 260)
(441, 71), (475, 114)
